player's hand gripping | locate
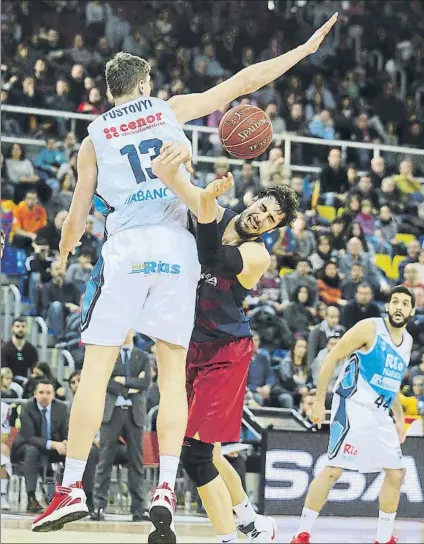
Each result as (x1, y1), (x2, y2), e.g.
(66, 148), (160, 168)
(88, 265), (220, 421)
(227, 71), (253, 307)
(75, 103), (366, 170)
(302, 12), (338, 55)
(201, 173), (234, 200)
(155, 141), (194, 174)
(310, 398), (326, 429)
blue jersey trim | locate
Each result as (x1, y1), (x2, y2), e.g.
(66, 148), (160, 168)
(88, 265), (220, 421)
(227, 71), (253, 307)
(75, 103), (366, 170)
(81, 254), (105, 332)
(328, 396), (350, 460)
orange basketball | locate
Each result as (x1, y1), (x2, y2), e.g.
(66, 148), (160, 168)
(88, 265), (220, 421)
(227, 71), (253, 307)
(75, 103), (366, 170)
(218, 105), (273, 159)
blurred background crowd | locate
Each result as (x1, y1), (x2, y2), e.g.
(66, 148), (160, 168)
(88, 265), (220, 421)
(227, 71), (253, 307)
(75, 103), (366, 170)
(1, 0), (424, 515)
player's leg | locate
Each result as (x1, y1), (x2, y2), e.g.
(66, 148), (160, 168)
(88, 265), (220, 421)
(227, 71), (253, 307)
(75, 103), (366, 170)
(213, 443), (276, 543)
(375, 468), (405, 544)
(1, 445), (11, 511)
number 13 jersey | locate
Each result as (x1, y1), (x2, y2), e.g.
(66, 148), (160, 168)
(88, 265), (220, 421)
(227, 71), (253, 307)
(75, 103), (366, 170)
(334, 317), (412, 411)
(87, 96), (192, 238)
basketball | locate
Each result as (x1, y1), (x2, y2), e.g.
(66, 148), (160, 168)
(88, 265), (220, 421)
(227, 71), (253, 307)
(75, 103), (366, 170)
(218, 104), (273, 159)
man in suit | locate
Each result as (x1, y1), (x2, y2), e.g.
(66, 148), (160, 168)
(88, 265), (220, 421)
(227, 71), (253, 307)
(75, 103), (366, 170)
(11, 378), (68, 513)
(92, 330), (151, 521)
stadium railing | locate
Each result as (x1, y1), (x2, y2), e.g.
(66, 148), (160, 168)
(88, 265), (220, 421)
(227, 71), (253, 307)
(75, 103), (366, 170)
(2, 104), (424, 176)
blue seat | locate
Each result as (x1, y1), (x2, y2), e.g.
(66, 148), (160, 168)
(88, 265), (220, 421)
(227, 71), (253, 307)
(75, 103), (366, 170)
(1, 246), (27, 276)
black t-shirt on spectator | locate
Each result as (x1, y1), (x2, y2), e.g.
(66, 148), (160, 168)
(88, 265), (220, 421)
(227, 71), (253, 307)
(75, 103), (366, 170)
(340, 301), (381, 330)
(39, 280), (81, 317)
(319, 165), (348, 194)
(1, 340), (39, 379)
(36, 223), (61, 252)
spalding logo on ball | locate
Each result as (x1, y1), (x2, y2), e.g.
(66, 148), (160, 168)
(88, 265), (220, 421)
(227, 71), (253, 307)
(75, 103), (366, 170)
(218, 104), (273, 159)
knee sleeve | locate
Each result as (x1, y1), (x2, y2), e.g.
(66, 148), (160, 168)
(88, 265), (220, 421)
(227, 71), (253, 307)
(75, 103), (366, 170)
(181, 437), (219, 487)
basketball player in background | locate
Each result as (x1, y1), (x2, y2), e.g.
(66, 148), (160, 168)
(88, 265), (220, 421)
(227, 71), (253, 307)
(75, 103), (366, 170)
(153, 146), (299, 543)
(32, 13), (338, 538)
(291, 286), (415, 544)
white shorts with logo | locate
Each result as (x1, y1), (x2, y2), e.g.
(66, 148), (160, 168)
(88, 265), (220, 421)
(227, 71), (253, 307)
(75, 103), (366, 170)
(81, 225), (200, 349)
(327, 394), (405, 473)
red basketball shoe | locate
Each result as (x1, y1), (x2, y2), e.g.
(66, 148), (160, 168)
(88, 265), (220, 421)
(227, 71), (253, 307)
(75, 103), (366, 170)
(148, 483), (177, 544)
(31, 481), (88, 532)
(291, 532), (311, 544)
(375, 538), (398, 544)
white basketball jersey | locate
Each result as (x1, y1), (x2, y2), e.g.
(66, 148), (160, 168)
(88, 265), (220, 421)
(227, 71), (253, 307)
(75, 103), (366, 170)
(1, 402), (11, 435)
(88, 96), (192, 237)
(334, 318), (413, 411)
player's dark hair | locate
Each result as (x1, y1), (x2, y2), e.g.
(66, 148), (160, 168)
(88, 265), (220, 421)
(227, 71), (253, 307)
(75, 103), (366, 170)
(255, 185), (299, 228)
(388, 285), (416, 308)
(106, 52), (151, 98)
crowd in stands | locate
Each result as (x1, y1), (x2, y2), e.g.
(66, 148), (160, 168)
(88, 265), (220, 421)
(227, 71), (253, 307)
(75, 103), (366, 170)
(1, 0), (424, 512)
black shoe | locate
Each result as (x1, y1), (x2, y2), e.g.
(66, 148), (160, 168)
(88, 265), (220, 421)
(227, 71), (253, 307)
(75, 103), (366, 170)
(133, 510), (150, 521)
(90, 507), (105, 521)
(27, 497), (43, 514)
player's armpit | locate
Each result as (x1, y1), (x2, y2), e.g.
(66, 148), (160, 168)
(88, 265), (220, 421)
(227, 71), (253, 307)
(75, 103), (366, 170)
(237, 242), (271, 290)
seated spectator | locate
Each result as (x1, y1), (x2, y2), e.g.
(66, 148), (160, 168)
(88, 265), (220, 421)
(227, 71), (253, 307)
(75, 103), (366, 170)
(299, 390), (316, 422)
(271, 226), (296, 268)
(280, 258), (318, 305)
(308, 110), (336, 140)
(38, 260), (81, 339)
(341, 263), (364, 300)
(1, 317), (39, 385)
(43, 79), (75, 137)
(317, 260), (346, 307)
(392, 159), (422, 195)
(247, 255), (284, 314)
(340, 283), (381, 329)
(399, 240), (421, 281)
(340, 194), (361, 233)
(310, 333), (344, 407)
(369, 156), (387, 189)
(77, 87), (106, 115)
(5, 143), (49, 204)
(319, 148), (348, 206)
(22, 362), (66, 401)
(378, 177), (405, 215)
(400, 376), (424, 416)
(309, 234), (333, 274)
(329, 217), (346, 252)
(246, 334), (275, 406)
(34, 138), (66, 182)
(272, 338), (312, 408)
(68, 370), (81, 396)
(249, 306), (294, 353)
(65, 249), (94, 294)
(402, 263), (424, 298)
(355, 199), (377, 237)
(36, 210), (68, 253)
(307, 305), (344, 365)
(259, 147), (284, 188)
(11, 379), (68, 513)
(265, 102), (286, 144)
(350, 173), (380, 210)
(25, 236), (53, 303)
(12, 190), (47, 250)
(375, 205), (399, 245)
(1, 368), (20, 399)
(284, 285), (317, 334)
(49, 172), (74, 219)
(344, 221), (370, 253)
(292, 214), (316, 258)
(76, 215), (102, 261)
(233, 163), (260, 201)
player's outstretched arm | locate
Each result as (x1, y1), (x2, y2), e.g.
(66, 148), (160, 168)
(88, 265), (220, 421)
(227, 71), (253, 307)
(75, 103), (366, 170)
(169, 13), (338, 124)
(312, 319), (376, 428)
(59, 137), (97, 272)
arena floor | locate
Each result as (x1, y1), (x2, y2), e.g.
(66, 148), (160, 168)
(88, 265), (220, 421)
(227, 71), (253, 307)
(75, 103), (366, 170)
(1, 513), (423, 543)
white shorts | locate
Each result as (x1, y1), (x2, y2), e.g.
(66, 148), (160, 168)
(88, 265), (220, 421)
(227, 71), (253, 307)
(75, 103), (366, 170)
(81, 225), (200, 349)
(327, 395), (405, 473)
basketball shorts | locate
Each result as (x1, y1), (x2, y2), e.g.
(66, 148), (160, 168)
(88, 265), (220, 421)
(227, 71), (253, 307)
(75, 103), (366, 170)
(81, 225), (200, 349)
(327, 394), (405, 473)
(185, 336), (254, 444)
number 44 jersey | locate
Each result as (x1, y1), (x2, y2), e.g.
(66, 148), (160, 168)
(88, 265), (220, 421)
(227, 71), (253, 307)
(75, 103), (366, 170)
(88, 96), (193, 237)
(334, 317), (413, 412)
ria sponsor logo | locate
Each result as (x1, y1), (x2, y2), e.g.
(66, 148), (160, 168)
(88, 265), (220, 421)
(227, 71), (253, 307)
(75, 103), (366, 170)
(104, 112), (164, 139)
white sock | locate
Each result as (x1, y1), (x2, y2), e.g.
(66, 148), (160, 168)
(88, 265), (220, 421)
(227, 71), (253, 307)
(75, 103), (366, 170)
(233, 494), (256, 527)
(1, 479), (8, 494)
(217, 531), (238, 543)
(158, 455), (180, 490)
(376, 510), (396, 543)
(62, 457), (87, 487)
(297, 506), (319, 534)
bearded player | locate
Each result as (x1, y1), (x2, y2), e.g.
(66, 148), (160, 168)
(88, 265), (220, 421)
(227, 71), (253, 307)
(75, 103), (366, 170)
(291, 286), (415, 544)
(153, 146), (299, 543)
(32, 14), (337, 539)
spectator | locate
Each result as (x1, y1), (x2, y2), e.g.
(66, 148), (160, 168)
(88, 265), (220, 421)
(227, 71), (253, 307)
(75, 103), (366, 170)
(34, 138), (66, 181)
(317, 260), (346, 307)
(355, 199), (377, 237)
(292, 214), (316, 258)
(378, 177), (405, 215)
(281, 258), (318, 305)
(340, 194), (362, 232)
(271, 226), (296, 269)
(319, 148), (348, 204)
(286, 102), (307, 133)
(341, 263), (365, 300)
(249, 305), (294, 353)
(233, 163), (260, 201)
(22, 362), (66, 401)
(44, 79), (76, 137)
(36, 210), (68, 253)
(77, 87), (106, 115)
(62, 132), (79, 161)
(375, 205), (399, 244)
(25, 236), (53, 303)
(307, 305), (344, 365)
(259, 147), (285, 187)
(400, 376), (424, 416)
(341, 283), (381, 329)
(329, 217), (346, 252)
(373, 82), (406, 127)
(5, 143), (46, 204)
(408, 352), (424, 384)
(310, 333), (344, 407)
(247, 255), (284, 314)
(309, 234), (333, 274)
(392, 159), (422, 195)
(339, 238), (385, 293)
(38, 260), (81, 339)
(68, 370), (81, 396)
(55, 302), (85, 369)
(92, 330), (151, 521)
(76, 215), (102, 261)
(1, 367), (20, 399)
(10, 378), (68, 513)
(65, 249), (94, 294)
(350, 173), (380, 210)
(265, 102), (286, 143)
(369, 156), (387, 188)
(85, 0), (111, 45)
(11, 189), (47, 250)
(284, 285), (316, 334)
(68, 64), (85, 105)
(402, 263), (424, 298)
(299, 390), (316, 421)
(398, 240), (421, 281)
(122, 29), (149, 58)
(344, 221), (370, 253)
(1, 317), (38, 385)
(105, 6), (131, 51)
(273, 338), (311, 408)
(308, 110), (336, 140)
(49, 172), (74, 219)
(351, 113), (380, 169)
(246, 334), (275, 406)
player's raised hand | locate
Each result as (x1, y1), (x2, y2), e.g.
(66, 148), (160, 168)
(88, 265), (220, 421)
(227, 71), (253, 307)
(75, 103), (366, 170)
(202, 174), (234, 200)
(310, 399), (326, 429)
(156, 141), (193, 174)
(303, 12), (338, 55)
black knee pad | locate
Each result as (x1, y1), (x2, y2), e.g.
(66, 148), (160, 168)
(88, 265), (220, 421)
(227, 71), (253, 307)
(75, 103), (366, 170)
(181, 437), (219, 487)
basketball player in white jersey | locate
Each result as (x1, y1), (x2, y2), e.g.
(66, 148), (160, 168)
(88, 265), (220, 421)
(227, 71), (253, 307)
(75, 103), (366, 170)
(291, 286), (415, 544)
(32, 13), (338, 538)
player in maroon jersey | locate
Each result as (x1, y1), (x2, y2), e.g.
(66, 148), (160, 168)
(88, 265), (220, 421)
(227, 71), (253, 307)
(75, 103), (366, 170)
(152, 143), (299, 543)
